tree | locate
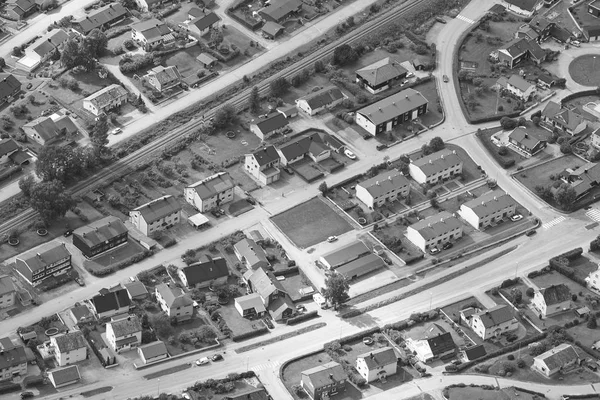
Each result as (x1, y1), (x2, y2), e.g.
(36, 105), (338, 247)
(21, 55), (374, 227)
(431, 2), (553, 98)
(248, 86), (260, 114)
(36, 145), (83, 182)
(195, 325), (217, 343)
(323, 272), (349, 309)
(91, 114), (109, 155)
(498, 146), (508, 156)
(554, 183), (577, 211)
(61, 38), (83, 69)
(0, 57), (5, 71)
(429, 137), (444, 152)
(318, 181), (329, 195)
(210, 29), (224, 46)
(314, 60), (325, 73)
(82, 29), (107, 63)
(213, 104), (237, 129)
(332, 44), (358, 66)
(535, 185), (552, 201)
(517, 117), (527, 126)
(532, 116), (540, 126)
(40, 0), (57, 10)
(19, 175), (35, 197)
(560, 143), (572, 154)
(421, 143), (432, 156)
(588, 317), (597, 329)
(500, 117), (517, 130)
(150, 314), (174, 338)
(269, 77), (290, 97)
(12, 47), (23, 57)
(29, 180), (77, 222)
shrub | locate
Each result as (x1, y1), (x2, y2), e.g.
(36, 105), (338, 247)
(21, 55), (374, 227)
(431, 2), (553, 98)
(526, 287), (534, 297)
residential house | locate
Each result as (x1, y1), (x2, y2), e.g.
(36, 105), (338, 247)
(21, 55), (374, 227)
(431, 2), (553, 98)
(124, 281), (148, 300)
(235, 292), (267, 319)
(406, 211), (463, 252)
(132, 19), (175, 51)
(355, 88), (428, 136)
(145, 65), (181, 93)
(196, 52), (218, 68)
(244, 146), (281, 185)
(188, 7), (204, 19)
(234, 238), (270, 270)
(0, 337), (27, 381)
(138, 341), (168, 364)
(73, 3), (128, 35)
(537, 73), (556, 89)
(224, 388), (269, 400)
(244, 267), (294, 321)
(48, 365), (81, 388)
(135, 0), (170, 12)
(250, 113), (289, 140)
(72, 216), (128, 258)
(295, 86), (345, 116)
(459, 344), (487, 362)
(408, 149), (463, 185)
(15, 242), (72, 287)
(0, 74), (21, 106)
(508, 127), (547, 156)
(50, 331), (87, 367)
(188, 12), (220, 37)
(333, 254), (385, 281)
(21, 29), (69, 70)
(356, 347), (398, 383)
(355, 57), (408, 94)
(155, 283), (194, 321)
(276, 133), (331, 166)
(129, 195), (181, 237)
(532, 284), (571, 317)
(6, 0), (37, 20)
(301, 361), (346, 400)
(541, 101), (587, 135)
(503, 0), (543, 17)
(69, 304), (95, 324)
(177, 256), (229, 289)
(262, 21), (285, 39)
(22, 115), (77, 145)
(466, 305), (519, 340)
(89, 288), (131, 319)
(497, 38), (545, 69)
(83, 84), (128, 116)
(505, 75), (536, 101)
(321, 133), (345, 153)
(319, 241), (370, 269)
(105, 315), (142, 353)
(276, 104), (298, 119)
(578, 0), (600, 41)
(405, 323), (456, 363)
(558, 162), (600, 199)
(259, 0), (302, 23)
(184, 172), (234, 212)
(586, 266), (600, 292)
(523, 18), (572, 43)
(0, 275), (16, 309)
(593, 129), (600, 149)
(356, 170), (410, 209)
(0, 138), (26, 166)
(533, 343), (580, 377)
(458, 190), (517, 229)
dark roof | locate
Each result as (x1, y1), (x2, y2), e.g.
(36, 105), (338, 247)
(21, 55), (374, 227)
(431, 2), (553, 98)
(297, 86), (344, 110)
(357, 347), (398, 369)
(261, 0), (302, 21)
(70, 304), (93, 321)
(356, 57), (408, 87)
(358, 170), (409, 198)
(473, 305), (515, 328)
(52, 331), (87, 353)
(411, 149), (462, 177)
(500, 38), (544, 60)
(17, 242), (70, 274)
(124, 281), (148, 298)
(73, 216), (127, 249)
(246, 267), (286, 301)
(537, 73), (555, 85)
(32, 30), (69, 57)
(268, 294), (294, 320)
(147, 65), (181, 86)
(461, 190), (516, 218)
(53, 115), (78, 134)
(132, 18), (171, 41)
(509, 127), (543, 151)
(75, 3), (128, 34)
(335, 253), (385, 279)
(191, 12), (220, 31)
(182, 256), (229, 286)
(409, 211), (462, 241)
(0, 74), (21, 99)
(463, 344), (487, 360)
(254, 113), (288, 134)
(549, 25), (572, 42)
(539, 284), (571, 306)
(423, 323), (455, 357)
(138, 341), (168, 360)
(23, 116), (60, 142)
(507, 74), (534, 92)
(357, 88), (428, 125)
(489, 3), (506, 13)
(0, 340), (27, 370)
(187, 172), (234, 200)
(131, 195), (181, 223)
(321, 241), (370, 268)
(155, 283), (193, 309)
(91, 288), (131, 314)
(535, 343), (579, 371)
(188, 7), (204, 18)
(49, 365), (80, 386)
(278, 133), (324, 160)
(262, 21), (284, 37)
(505, 0), (541, 12)
(0, 138), (19, 158)
(0, 275), (15, 296)
(249, 145), (279, 166)
(234, 239), (268, 269)
(109, 315), (142, 337)
(224, 387), (268, 400)
(302, 361), (346, 389)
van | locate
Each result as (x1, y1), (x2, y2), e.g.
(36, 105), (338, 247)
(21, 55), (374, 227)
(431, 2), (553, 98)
(313, 293), (327, 309)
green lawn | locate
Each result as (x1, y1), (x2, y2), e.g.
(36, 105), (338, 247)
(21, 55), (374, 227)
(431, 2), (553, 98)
(570, 255), (599, 283)
(218, 303), (268, 338)
(164, 46), (205, 77)
(448, 386), (539, 400)
(569, 54), (600, 87)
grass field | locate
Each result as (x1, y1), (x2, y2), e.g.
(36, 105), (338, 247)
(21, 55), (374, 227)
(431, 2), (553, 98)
(164, 46), (205, 77)
(569, 55), (600, 87)
(448, 387), (539, 400)
(271, 197), (353, 248)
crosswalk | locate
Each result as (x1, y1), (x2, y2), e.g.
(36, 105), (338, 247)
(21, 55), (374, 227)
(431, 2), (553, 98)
(252, 360), (281, 372)
(542, 216), (566, 230)
(587, 209), (600, 222)
(456, 14), (475, 24)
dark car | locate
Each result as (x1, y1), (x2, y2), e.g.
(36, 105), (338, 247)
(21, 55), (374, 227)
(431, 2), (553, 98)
(211, 354), (223, 361)
(283, 167), (294, 175)
(21, 392), (34, 399)
(263, 318), (274, 329)
(246, 197), (256, 205)
(75, 278), (85, 287)
(526, 230), (537, 236)
(63, 230), (73, 237)
(442, 242), (453, 250)
(376, 144), (387, 151)
(435, 16), (446, 23)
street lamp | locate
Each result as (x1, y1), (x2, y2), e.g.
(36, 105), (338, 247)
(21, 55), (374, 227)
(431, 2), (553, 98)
(157, 378), (160, 397)
(429, 292), (433, 311)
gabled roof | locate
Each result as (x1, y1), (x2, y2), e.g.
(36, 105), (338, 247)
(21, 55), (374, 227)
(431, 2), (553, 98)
(0, 339), (26, 370)
(23, 116), (60, 142)
(560, 162), (600, 198)
(409, 211), (462, 241)
(188, 7), (204, 18)
(554, 109), (586, 131)
(16, 242), (70, 274)
(234, 239), (268, 269)
(262, 21), (284, 37)
(254, 113), (288, 134)
(186, 172), (234, 200)
(196, 52), (218, 65)
(505, 0), (541, 12)
(182, 256), (229, 286)
(278, 133), (324, 160)
(302, 361), (346, 389)
(75, 3), (128, 34)
(537, 73), (555, 85)
(235, 292), (267, 314)
(461, 190), (516, 218)
(260, 0), (302, 21)
(463, 344), (487, 360)
(277, 104), (297, 117)
(84, 84), (128, 109)
(357, 88), (428, 125)
(124, 281), (148, 298)
(224, 387), (269, 400)
(321, 241), (370, 268)
(155, 283), (193, 309)
(535, 343), (579, 371)
(49, 365), (80, 386)
(473, 305), (515, 328)
(358, 170), (409, 198)
(246, 267), (286, 301)
(91, 288), (130, 314)
(0, 74), (21, 100)
(336, 253), (385, 279)
(549, 25), (572, 42)
(541, 100), (561, 119)
(0, 138), (19, 158)
(131, 195), (181, 223)
(0, 275), (15, 296)
(73, 216), (127, 249)
(500, 38), (544, 60)
(509, 127), (543, 150)
(52, 331), (87, 353)
(31, 29), (69, 57)
(248, 145), (279, 166)
(132, 18), (171, 41)
(411, 149), (462, 177)
(297, 86), (344, 110)
(52, 115), (78, 134)
(146, 65), (181, 86)
(70, 304), (93, 321)
(191, 12), (220, 31)
(356, 57), (408, 87)
(357, 347), (397, 369)
(108, 315), (142, 338)
(268, 294), (294, 320)
(422, 323), (455, 357)
(138, 341), (168, 360)
(507, 74), (534, 93)
(538, 284), (571, 306)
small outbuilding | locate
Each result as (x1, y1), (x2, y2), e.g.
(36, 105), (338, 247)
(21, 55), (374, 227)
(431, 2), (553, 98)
(196, 53), (218, 68)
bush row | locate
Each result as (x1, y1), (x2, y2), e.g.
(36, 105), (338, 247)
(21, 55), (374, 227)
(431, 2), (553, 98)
(0, 382), (20, 394)
(548, 247), (586, 286)
(561, 89), (600, 106)
(272, 266), (299, 277)
(287, 310), (319, 325)
(89, 249), (154, 277)
(191, 371), (256, 391)
(323, 326), (381, 349)
(475, 130), (516, 169)
(231, 326), (269, 342)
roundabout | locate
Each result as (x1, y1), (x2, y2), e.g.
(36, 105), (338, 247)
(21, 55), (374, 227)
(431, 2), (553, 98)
(569, 54), (600, 87)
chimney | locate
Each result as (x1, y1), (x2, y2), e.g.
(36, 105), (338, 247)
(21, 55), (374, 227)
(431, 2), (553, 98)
(405, 95), (408, 99)
(127, 316), (131, 321)
(441, 154), (445, 159)
(388, 176), (392, 181)
(36, 253), (42, 259)
(494, 196), (497, 201)
(524, 133), (528, 139)
(428, 223), (431, 227)
(429, 160), (433, 164)
(378, 107), (382, 112)
(376, 181), (380, 185)
(329, 373), (334, 380)
(370, 353), (374, 360)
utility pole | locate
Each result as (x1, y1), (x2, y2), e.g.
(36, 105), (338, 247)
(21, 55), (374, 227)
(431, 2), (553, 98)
(246, 357), (249, 372)
(157, 378), (160, 398)
(429, 292), (433, 311)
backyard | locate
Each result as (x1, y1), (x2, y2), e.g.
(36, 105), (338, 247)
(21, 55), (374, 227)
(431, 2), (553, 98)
(217, 303), (268, 338)
(84, 240), (147, 275)
(271, 197), (354, 248)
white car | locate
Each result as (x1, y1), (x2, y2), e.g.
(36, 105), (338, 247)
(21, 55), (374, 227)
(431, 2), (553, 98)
(429, 247), (440, 255)
(327, 236), (338, 243)
(111, 128), (122, 135)
(510, 214), (523, 222)
(344, 149), (357, 160)
(196, 357), (209, 366)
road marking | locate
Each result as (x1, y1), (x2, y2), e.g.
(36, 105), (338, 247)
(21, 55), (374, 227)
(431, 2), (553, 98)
(252, 360), (281, 372)
(542, 216), (566, 230)
(587, 209), (600, 222)
(456, 14), (475, 24)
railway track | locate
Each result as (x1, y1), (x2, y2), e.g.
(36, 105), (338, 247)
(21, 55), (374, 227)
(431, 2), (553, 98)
(0, 0), (425, 237)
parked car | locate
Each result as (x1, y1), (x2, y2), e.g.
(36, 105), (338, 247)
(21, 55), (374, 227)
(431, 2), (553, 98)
(75, 277), (85, 287)
(263, 318), (274, 329)
(429, 246), (440, 255)
(376, 144), (387, 151)
(327, 236), (338, 243)
(211, 210), (222, 218)
(246, 197), (256, 205)
(296, 304), (306, 313)
(344, 149), (357, 160)
(283, 166), (294, 175)
(587, 363), (598, 371)
(111, 128), (122, 135)
(510, 214), (523, 222)
(63, 230), (73, 237)
(362, 337), (374, 345)
(211, 354), (223, 361)
(571, 40), (581, 47)
(443, 75), (449, 82)
(21, 392), (34, 399)
(196, 357), (209, 366)
(526, 230), (536, 236)
(442, 242), (453, 250)
(436, 16), (446, 23)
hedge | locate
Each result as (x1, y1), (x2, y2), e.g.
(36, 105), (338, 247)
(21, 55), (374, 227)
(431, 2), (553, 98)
(272, 266), (299, 277)
(561, 89), (600, 105)
(475, 130), (516, 169)
(562, 395), (600, 399)
(0, 382), (21, 394)
(287, 310), (318, 325)
(323, 326), (381, 349)
(231, 326), (269, 342)
(516, 387), (546, 398)
(548, 248), (587, 286)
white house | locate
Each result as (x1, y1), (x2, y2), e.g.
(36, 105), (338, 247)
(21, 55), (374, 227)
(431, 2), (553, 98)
(505, 74), (536, 101)
(50, 331), (87, 367)
(355, 347), (398, 383)
(0, 338), (27, 381)
(458, 190), (517, 230)
(244, 146), (281, 185)
(249, 113), (289, 140)
(137, 341), (168, 364)
(405, 323), (456, 363)
(532, 284), (571, 318)
(0, 275), (16, 309)
(276, 133), (331, 166)
(406, 211), (463, 252)
(408, 149), (463, 185)
(504, 0), (543, 18)
(184, 172), (234, 213)
(83, 84), (128, 116)
(585, 266), (600, 292)
(356, 170), (410, 209)
(131, 18), (174, 51)
(155, 283), (194, 322)
(129, 195), (181, 237)
(467, 305), (519, 341)
(235, 292), (267, 319)
(106, 316), (142, 353)
(533, 343), (580, 377)
(295, 86), (346, 116)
